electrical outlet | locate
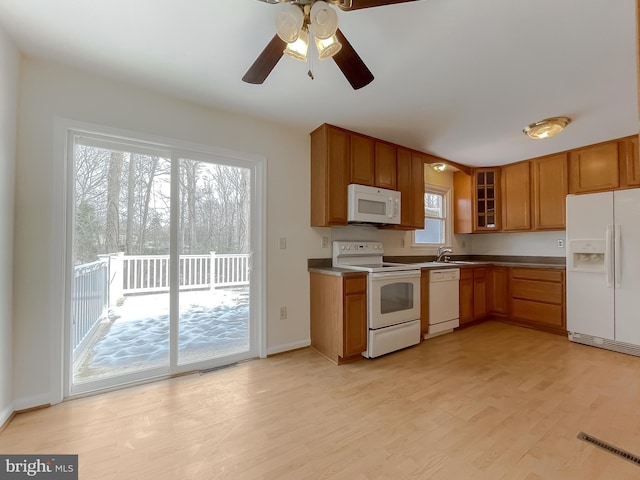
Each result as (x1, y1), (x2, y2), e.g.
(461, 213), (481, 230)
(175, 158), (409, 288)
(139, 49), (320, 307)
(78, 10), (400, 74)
(557, 239), (564, 248)
(279, 306), (287, 320)
(279, 237), (287, 249)
(321, 236), (329, 248)
(401, 238), (405, 248)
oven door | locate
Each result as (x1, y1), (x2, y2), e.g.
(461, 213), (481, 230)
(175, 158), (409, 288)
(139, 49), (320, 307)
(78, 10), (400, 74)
(368, 271), (421, 329)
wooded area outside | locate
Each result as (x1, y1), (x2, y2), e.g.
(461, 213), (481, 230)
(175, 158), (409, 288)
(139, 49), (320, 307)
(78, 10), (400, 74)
(74, 142), (251, 265)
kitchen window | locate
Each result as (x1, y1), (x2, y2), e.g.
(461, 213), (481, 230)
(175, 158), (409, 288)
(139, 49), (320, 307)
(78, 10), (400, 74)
(414, 186), (448, 245)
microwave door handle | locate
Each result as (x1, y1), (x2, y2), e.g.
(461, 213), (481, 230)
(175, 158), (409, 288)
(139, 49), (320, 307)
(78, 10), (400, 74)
(387, 197), (393, 219)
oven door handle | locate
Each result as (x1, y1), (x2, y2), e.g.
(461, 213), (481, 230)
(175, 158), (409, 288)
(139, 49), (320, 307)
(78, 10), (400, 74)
(370, 271), (420, 280)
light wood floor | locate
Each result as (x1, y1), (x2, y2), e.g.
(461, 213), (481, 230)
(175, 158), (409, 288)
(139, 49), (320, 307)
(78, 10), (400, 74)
(2, 321), (640, 479)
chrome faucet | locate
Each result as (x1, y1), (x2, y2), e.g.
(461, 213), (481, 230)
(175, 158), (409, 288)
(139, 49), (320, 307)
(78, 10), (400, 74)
(435, 246), (453, 262)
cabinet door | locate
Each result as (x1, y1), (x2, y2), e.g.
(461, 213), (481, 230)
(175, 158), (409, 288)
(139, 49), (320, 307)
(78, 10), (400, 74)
(473, 268), (487, 320)
(568, 141), (620, 193)
(473, 168), (501, 231)
(310, 125), (349, 226)
(343, 276), (367, 358)
(488, 266), (509, 315)
(620, 135), (640, 187)
(453, 172), (472, 234)
(459, 268), (474, 325)
(374, 141), (397, 189)
(420, 269), (429, 337)
(501, 162), (531, 231)
(532, 153), (568, 230)
(350, 133), (375, 186)
(410, 152), (426, 228)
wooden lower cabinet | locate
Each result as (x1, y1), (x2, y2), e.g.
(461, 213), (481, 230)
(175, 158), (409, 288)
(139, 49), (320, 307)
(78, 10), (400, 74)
(508, 268), (566, 334)
(488, 266), (509, 316)
(310, 272), (367, 363)
(459, 267), (488, 326)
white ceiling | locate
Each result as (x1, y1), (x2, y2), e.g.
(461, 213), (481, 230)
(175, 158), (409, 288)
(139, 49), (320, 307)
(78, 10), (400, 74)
(0, 0), (638, 166)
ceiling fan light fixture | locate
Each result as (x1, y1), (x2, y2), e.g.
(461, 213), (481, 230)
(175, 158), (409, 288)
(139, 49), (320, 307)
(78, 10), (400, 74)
(283, 26), (309, 61)
(311, 1), (339, 40)
(315, 33), (342, 59)
(523, 116), (572, 140)
(275, 4), (305, 43)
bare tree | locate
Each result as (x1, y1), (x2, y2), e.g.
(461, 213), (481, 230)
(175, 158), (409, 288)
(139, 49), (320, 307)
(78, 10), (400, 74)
(105, 151), (123, 253)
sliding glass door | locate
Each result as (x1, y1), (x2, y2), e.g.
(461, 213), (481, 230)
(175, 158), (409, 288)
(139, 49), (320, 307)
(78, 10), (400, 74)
(66, 131), (259, 396)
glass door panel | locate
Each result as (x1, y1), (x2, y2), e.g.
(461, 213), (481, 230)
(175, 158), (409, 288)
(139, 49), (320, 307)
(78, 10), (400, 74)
(71, 140), (171, 389)
(177, 159), (252, 365)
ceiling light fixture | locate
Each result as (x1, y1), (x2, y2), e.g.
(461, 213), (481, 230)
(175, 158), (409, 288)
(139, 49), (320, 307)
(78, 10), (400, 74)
(523, 116), (572, 140)
(431, 163), (446, 172)
(275, 4), (305, 43)
(283, 26), (309, 61)
(279, 2), (342, 63)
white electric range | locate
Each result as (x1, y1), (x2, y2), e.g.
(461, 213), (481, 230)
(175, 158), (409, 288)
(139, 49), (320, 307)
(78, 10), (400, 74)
(332, 241), (421, 358)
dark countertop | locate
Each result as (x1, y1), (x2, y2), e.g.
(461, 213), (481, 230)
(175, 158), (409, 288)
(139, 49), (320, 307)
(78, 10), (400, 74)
(308, 255), (566, 275)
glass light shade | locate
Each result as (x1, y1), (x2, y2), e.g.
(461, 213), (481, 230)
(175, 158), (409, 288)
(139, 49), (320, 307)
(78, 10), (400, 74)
(284, 27), (309, 62)
(310, 1), (339, 40)
(431, 163), (446, 172)
(523, 117), (572, 139)
(315, 33), (342, 60)
(275, 4), (304, 43)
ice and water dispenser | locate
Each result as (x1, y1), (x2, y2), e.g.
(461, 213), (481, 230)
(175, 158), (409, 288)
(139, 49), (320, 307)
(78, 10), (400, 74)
(568, 239), (606, 272)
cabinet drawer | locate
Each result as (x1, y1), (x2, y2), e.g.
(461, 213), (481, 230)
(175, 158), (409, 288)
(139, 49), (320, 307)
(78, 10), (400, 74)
(511, 268), (563, 283)
(460, 268), (474, 281)
(511, 299), (563, 327)
(511, 279), (563, 304)
(344, 275), (366, 294)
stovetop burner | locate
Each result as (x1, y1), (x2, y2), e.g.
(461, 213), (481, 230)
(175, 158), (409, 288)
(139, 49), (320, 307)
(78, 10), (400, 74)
(332, 241), (419, 273)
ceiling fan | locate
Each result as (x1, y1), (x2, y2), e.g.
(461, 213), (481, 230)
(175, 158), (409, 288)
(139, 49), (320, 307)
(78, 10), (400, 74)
(243, 0), (418, 90)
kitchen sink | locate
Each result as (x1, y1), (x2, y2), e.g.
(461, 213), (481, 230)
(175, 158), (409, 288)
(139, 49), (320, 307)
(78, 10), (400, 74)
(417, 260), (480, 267)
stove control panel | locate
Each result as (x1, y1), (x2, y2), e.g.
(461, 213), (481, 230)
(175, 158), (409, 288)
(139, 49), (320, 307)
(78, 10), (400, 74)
(333, 241), (384, 256)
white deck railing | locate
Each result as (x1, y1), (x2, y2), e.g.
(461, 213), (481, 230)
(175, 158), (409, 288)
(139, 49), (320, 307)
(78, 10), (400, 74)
(114, 252), (250, 296)
(72, 252), (250, 356)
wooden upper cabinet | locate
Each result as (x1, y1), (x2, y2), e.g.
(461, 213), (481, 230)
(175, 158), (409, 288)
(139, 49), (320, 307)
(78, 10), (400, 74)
(501, 161), (531, 231)
(374, 141), (397, 189)
(453, 171), (472, 234)
(349, 132), (375, 186)
(310, 124), (349, 227)
(472, 168), (501, 231)
(396, 148), (425, 229)
(531, 153), (568, 230)
(620, 135), (640, 187)
(568, 140), (620, 194)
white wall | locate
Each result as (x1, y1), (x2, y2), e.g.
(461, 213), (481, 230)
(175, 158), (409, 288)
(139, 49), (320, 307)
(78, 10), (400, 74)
(0, 25), (18, 424)
(13, 57), (330, 407)
(470, 231), (567, 257)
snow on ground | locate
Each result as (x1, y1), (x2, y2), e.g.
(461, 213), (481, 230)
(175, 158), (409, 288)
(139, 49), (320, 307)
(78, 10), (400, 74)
(74, 288), (249, 383)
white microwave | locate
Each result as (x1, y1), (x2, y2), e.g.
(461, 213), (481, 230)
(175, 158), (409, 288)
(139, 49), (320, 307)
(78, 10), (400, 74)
(347, 184), (401, 225)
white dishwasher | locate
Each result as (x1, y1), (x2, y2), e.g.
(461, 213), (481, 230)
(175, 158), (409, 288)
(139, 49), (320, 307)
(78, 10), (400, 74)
(426, 268), (460, 339)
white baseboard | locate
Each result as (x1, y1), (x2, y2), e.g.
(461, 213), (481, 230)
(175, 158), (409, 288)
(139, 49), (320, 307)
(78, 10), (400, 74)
(13, 393), (51, 412)
(267, 339), (310, 356)
(0, 401), (13, 428)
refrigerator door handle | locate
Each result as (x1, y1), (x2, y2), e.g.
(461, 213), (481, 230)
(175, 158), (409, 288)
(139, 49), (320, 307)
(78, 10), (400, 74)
(615, 225), (621, 287)
(606, 224), (614, 288)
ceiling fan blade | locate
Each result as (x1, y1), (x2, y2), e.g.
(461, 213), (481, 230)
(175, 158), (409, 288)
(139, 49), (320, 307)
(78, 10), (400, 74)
(242, 35), (286, 85)
(332, 29), (374, 90)
(337, 0), (418, 11)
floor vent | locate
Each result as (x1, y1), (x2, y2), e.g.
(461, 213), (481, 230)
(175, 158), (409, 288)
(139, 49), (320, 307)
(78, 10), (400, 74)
(199, 363), (238, 375)
(578, 432), (640, 467)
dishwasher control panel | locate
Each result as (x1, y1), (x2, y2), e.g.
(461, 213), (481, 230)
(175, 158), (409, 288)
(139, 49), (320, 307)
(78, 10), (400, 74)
(429, 269), (460, 282)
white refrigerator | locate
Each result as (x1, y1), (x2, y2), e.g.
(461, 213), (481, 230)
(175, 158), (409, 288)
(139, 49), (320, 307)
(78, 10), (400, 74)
(566, 189), (640, 355)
